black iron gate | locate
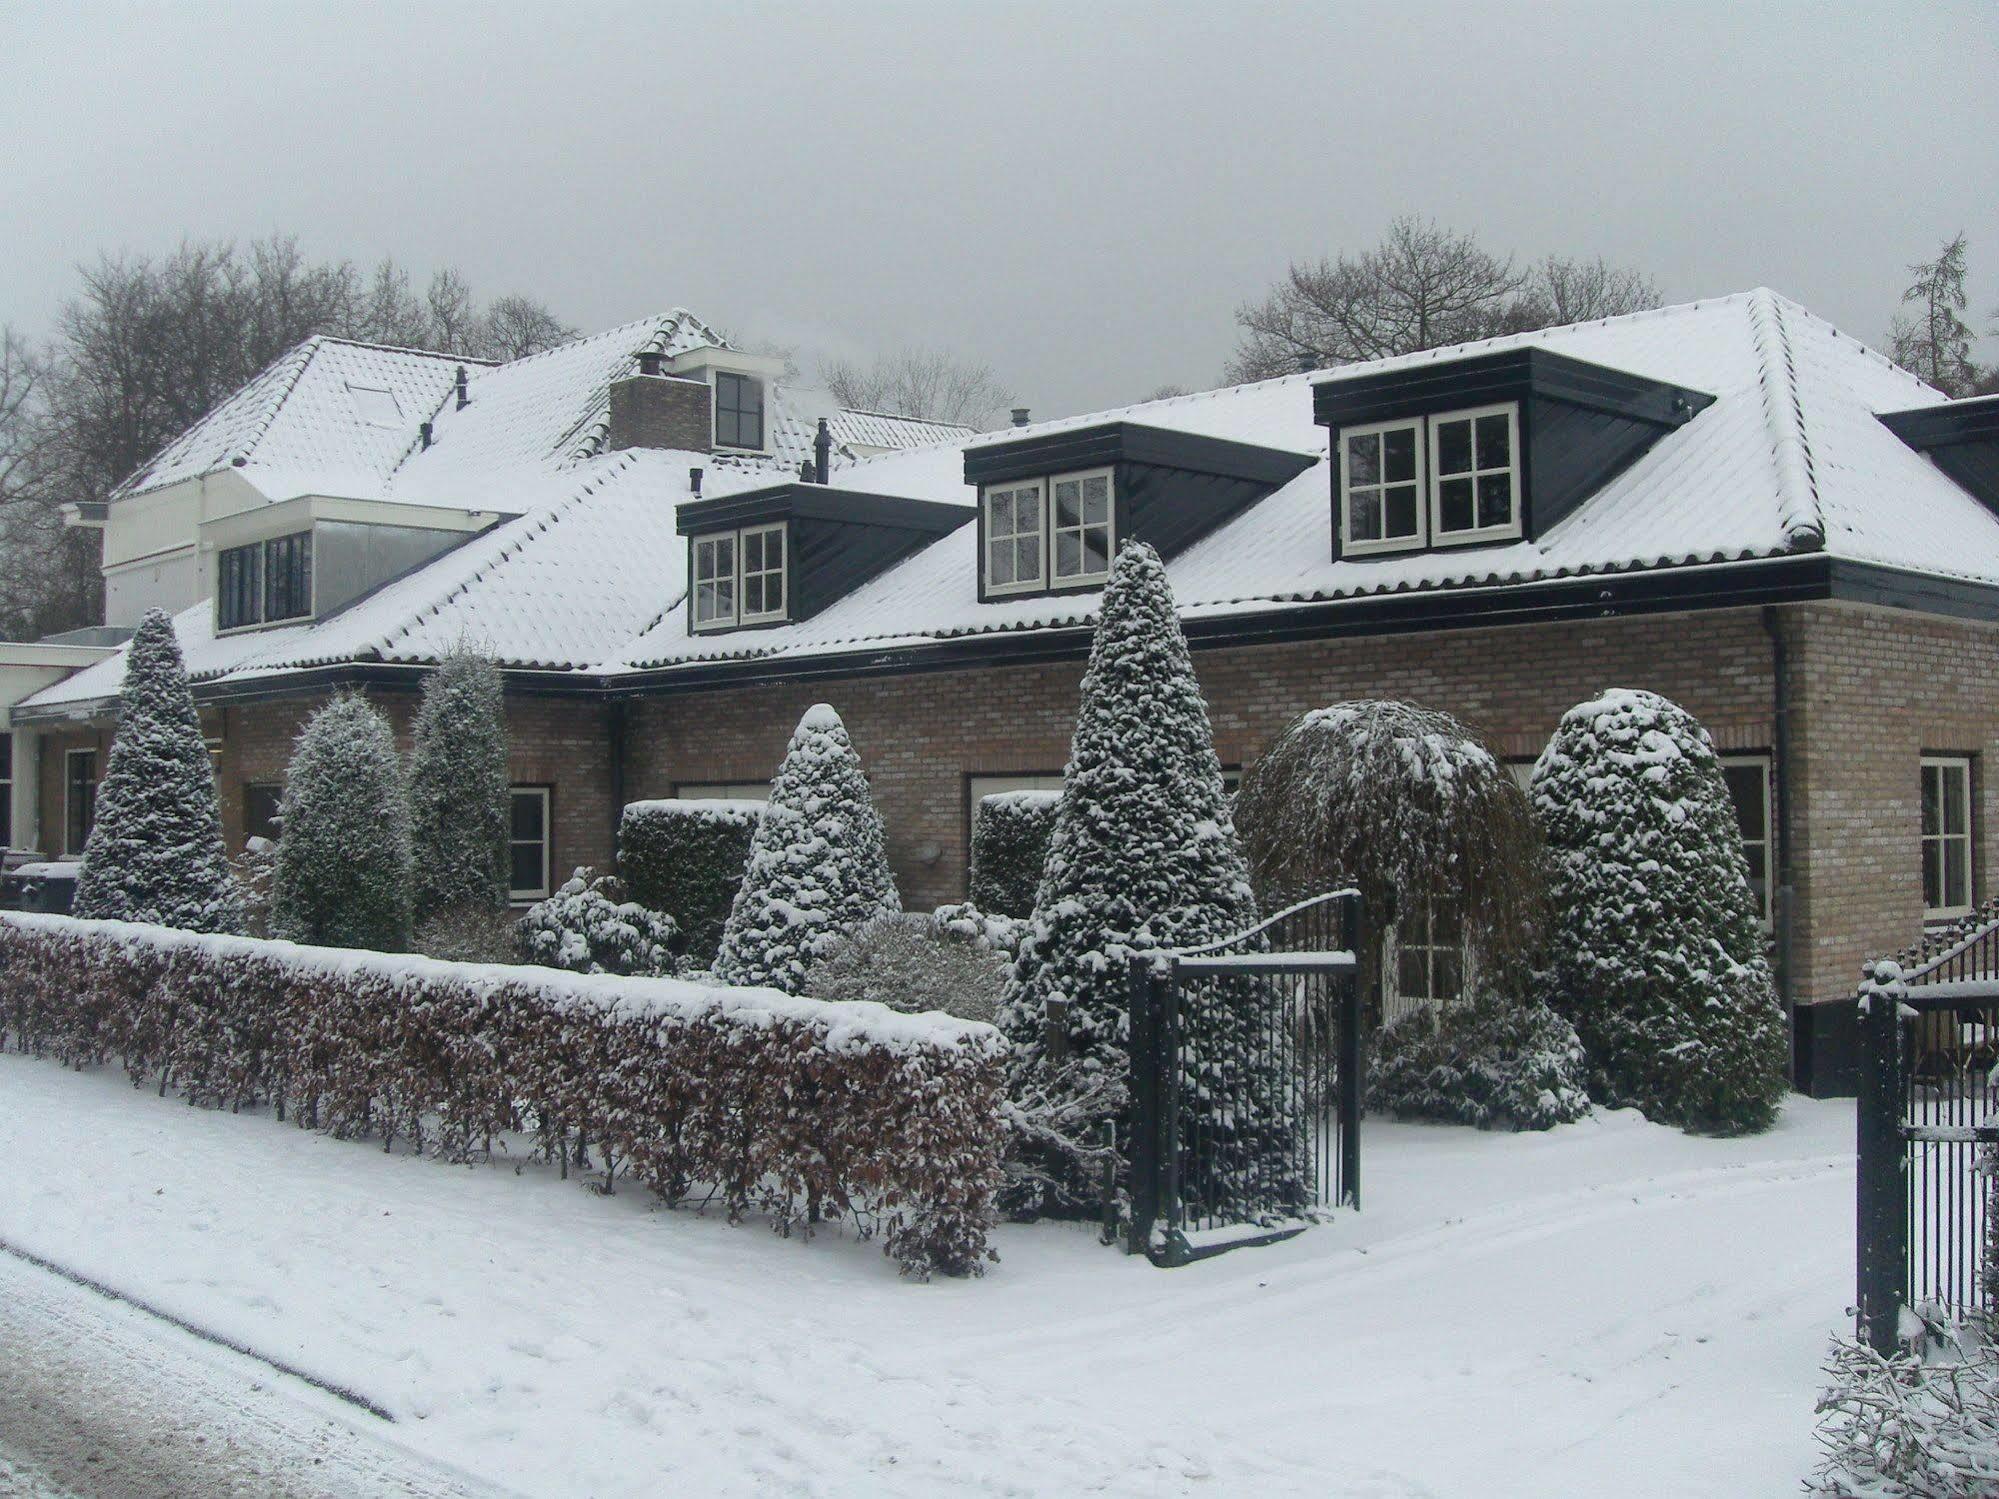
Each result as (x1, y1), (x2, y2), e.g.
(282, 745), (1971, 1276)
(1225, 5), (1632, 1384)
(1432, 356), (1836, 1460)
(1127, 890), (1363, 1266)
(1856, 906), (1999, 1352)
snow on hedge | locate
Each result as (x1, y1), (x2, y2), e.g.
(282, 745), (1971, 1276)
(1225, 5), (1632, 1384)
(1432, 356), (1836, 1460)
(0, 911), (1005, 1276)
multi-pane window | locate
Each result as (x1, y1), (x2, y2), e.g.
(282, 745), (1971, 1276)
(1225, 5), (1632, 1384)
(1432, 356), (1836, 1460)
(690, 524), (787, 632)
(1386, 896), (1464, 1024)
(1721, 755), (1774, 927)
(1922, 756), (1974, 919)
(65, 748), (97, 857)
(1341, 420), (1424, 553)
(1429, 404), (1520, 542)
(983, 480), (1046, 594)
(714, 372), (765, 450)
(218, 532), (312, 630)
(509, 786), (552, 902)
(1050, 470), (1113, 583)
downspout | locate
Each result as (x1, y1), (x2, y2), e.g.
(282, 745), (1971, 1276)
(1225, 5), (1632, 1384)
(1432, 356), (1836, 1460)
(1762, 606), (1798, 1068)
(607, 699), (628, 871)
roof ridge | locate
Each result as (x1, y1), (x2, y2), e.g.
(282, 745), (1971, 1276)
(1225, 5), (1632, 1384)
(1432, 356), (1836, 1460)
(1752, 287), (1945, 399)
(114, 336), (325, 497)
(837, 406), (977, 430)
(310, 334), (497, 365)
(1747, 288), (1827, 550)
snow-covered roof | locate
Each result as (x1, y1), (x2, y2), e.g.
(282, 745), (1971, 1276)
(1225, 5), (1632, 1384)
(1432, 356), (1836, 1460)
(821, 408), (976, 452)
(32, 288), (1990, 715)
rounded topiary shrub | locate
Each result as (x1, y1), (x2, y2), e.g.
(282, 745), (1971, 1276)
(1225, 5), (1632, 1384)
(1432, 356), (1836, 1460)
(805, 912), (1007, 1024)
(968, 790), (1060, 919)
(1534, 688), (1789, 1135)
(270, 694), (412, 951)
(518, 869), (679, 977)
(618, 799), (763, 966)
(1367, 986), (1592, 1131)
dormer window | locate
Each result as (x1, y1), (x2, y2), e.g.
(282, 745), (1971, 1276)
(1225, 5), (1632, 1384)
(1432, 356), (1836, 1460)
(981, 469), (1115, 597)
(691, 521), (787, 631)
(1337, 403), (1521, 555)
(218, 531), (312, 631)
(714, 371), (765, 451)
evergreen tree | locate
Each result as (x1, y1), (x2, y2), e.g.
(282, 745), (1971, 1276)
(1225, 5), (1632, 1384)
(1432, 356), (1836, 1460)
(1533, 688), (1788, 1135)
(270, 694), (413, 950)
(72, 608), (244, 931)
(1889, 233), (1981, 397)
(711, 704), (899, 991)
(407, 650), (510, 922)
(999, 543), (1300, 1218)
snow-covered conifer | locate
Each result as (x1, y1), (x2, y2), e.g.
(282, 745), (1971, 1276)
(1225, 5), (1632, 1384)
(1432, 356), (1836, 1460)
(270, 694), (413, 950)
(518, 869), (678, 977)
(999, 542), (1296, 1218)
(710, 704), (899, 991)
(72, 608), (245, 932)
(1533, 688), (1788, 1134)
(968, 790), (1059, 918)
(408, 650), (510, 921)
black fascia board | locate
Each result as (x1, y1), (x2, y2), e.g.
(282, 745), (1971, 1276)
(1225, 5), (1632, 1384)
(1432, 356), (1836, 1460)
(1878, 395), (1999, 451)
(675, 482), (971, 538)
(1312, 347), (1714, 433)
(963, 421), (1319, 489)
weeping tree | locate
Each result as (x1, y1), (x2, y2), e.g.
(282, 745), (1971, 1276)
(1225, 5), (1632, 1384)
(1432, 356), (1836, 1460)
(1235, 700), (1546, 1003)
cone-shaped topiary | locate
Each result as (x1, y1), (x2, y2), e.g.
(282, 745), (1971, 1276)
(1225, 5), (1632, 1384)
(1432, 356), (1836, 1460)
(999, 542), (1298, 1219)
(1533, 688), (1789, 1134)
(710, 704), (900, 991)
(72, 608), (245, 932)
(408, 649), (511, 922)
(270, 694), (414, 950)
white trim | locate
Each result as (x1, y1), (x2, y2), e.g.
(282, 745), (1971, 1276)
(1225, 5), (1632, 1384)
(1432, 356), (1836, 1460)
(1921, 754), (1975, 920)
(690, 523), (790, 633)
(1720, 753), (1775, 929)
(508, 785), (552, 903)
(981, 478), (1047, 596)
(1427, 402), (1522, 547)
(63, 746), (97, 858)
(1338, 416), (1427, 556)
(1048, 467), (1116, 585)
(691, 531), (740, 632)
(738, 522), (788, 626)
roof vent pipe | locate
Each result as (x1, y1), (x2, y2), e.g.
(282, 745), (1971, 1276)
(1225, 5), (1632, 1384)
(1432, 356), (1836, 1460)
(689, 466), (703, 498)
(1011, 407), (1030, 427)
(636, 348), (663, 378)
(419, 420), (433, 451)
(454, 366), (469, 410)
(813, 417), (832, 484)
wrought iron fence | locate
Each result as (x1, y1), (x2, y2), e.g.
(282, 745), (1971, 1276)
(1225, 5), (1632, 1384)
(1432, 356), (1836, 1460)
(1856, 918), (1999, 1352)
(1127, 890), (1363, 1266)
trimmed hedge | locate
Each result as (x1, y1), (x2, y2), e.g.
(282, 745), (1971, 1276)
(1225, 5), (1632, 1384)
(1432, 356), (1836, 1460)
(967, 790), (1059, 919)
(619, 800), (763, 966)
(0, 912), (1005, 1277)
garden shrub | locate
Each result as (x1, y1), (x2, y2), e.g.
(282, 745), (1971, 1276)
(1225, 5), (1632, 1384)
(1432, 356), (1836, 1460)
(408, 650), (511, 923)
(1811, 1337), (1999, 1496)
(1533, 688), (1788, 1135)
(518, 869), (679, 977)
(806, 912), (1008, 1024)
(618, 799), (763, 966)
(968, 791), (1059, 918)
(413, 904), (520, 965)
(934, 901), (1029, 963)
(72, 608), (244, 932)
(0, 911), (1006, 1278)
(1366, 985), (1592, 1130)
(271, 694), (413, 951)
(713, 705), (900, 992)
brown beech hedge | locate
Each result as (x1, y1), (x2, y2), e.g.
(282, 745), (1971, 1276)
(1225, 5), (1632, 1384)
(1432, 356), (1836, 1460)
(0, 913), (1006, 1277)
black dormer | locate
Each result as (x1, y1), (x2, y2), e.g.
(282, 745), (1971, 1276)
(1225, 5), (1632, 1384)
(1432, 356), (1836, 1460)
(1312, 347), (1714, 561)
(1879, 395), (1999, 517)
(675, 482), (968, 634)
(962, 422), (1317, 603)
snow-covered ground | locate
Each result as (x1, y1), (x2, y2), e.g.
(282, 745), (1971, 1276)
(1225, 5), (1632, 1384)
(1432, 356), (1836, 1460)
(0, 1050), (1852, 1497)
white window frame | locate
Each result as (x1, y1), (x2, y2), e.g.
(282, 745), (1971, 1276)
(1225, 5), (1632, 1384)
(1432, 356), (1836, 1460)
(737, 522), (787, 626)
(1339, 416), (1428, 556)
(982, 479), (1047, 596)
(691, 523), (789, 633)
(1720, 753), (1775, 929)
(65, 747), (98, 858)
(691, 532), (738, 631)
(1922, 755), (1975, 920)
(1048, 467), (1116, 586)
(1383, 894), (1468, 1025)
(508, 786), (552, 904)
(1427, 402), (1523, 547)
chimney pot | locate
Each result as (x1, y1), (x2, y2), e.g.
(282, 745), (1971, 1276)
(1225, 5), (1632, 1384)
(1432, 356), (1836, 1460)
(1011, 407), (1031, 427)
(419, 420), (433, 450)
(689, 466), (704, 497)
(636, 349), (664, 378)
(454, 365), (469, 410)
(813, 417), (832, 485)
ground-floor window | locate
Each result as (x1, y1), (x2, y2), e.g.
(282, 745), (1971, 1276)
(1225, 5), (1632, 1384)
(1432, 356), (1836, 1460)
(1922, 754), (1975, 920)
(1720, 754), (1774, 928)
(509, 786), (552, 903)
(243, 783), (283, 845)
(1384, 895), (1464, 1024)
(65, 748), (97, 856)
(673, 781), (770, 801)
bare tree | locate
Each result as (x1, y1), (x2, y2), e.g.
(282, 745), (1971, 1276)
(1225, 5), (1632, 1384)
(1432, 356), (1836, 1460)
(479, 294), (579, 362)
(1225, 217), (1662, 383)
(0, 327), (98, 636)
(1889, 233), (1982, 397)
(820, 348), (1012, 429)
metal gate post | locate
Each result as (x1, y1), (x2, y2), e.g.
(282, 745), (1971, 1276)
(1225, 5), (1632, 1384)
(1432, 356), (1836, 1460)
(1337, 894), (1364, 1209)
(1156, 960), (1190, 1267)
(1855, 967), (1907, 1354)
(1126, 956), (1158, 1256)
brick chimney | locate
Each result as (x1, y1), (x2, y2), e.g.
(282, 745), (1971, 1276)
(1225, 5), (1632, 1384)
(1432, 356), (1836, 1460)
(608, 356), (712, 453)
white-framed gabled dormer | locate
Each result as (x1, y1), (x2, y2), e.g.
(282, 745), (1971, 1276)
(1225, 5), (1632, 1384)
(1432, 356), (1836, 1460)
(1427, 402), (1522, 548)
(691, 520), (790, 633)
(666, 347), (790, 457)
(978, 469), (1116, 599)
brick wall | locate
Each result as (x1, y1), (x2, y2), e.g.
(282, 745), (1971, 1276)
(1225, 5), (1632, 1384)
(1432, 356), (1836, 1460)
(607, 374), (711, 454)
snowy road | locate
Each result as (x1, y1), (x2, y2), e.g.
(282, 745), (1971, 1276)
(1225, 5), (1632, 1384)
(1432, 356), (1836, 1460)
(0, 1247), (502, 1498)
(0, 1050), (1854, 1496)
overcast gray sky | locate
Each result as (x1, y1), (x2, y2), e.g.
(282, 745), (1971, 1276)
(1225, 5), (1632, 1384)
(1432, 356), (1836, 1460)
(3, 0), (1995, 418)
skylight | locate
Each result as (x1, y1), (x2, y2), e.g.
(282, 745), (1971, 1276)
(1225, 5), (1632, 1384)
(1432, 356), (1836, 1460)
(345, 383), (404, 429)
